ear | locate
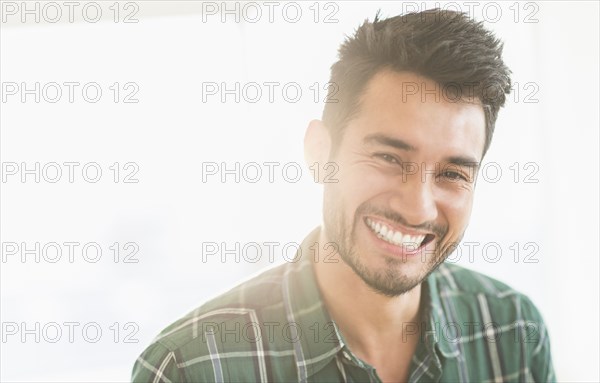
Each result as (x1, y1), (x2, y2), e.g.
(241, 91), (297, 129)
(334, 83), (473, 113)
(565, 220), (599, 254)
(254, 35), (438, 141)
(304, 119), (332, 184)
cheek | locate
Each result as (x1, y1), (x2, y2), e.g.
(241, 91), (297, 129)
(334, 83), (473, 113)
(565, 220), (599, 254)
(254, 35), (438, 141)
(337, 165), (394, 209)
(434, 187), (474, 228)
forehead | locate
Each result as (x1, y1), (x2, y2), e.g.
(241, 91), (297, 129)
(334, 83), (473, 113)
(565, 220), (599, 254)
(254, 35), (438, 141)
(348, 70), (486, 161)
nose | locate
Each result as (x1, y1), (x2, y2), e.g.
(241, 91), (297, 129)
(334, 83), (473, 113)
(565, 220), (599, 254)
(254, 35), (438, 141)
(389, 173), (438, 226)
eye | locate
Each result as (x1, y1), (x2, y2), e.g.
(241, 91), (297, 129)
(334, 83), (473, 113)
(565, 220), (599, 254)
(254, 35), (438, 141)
(440, 170), (468, 182)
(374, 153), (400, 165)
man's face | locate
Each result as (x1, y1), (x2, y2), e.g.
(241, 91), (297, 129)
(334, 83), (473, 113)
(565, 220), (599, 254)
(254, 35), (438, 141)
(322, 70), (485, 297)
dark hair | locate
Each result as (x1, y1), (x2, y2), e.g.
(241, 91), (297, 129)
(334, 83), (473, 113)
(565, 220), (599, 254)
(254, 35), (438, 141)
(322, 9), (512, 158)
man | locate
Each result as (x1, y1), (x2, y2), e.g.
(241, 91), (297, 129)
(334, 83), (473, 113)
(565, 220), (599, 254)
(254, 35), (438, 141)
(132, 9), (555, 382)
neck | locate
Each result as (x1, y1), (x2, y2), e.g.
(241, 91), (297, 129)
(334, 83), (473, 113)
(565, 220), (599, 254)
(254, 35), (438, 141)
(312, 229), (423, 358)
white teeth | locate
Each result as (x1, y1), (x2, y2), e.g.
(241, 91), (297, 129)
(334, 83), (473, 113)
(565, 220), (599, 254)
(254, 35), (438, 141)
(366, 218), (426, 248)
(385, 230), (394, 242)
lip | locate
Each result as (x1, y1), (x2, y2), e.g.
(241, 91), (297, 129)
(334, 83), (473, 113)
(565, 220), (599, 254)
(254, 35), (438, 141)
(363, 216), (435, 259)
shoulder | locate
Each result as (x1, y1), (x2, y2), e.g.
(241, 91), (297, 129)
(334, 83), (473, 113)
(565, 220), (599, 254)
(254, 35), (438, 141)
(430, 263), (555, 382)
(431, 262), (550, 348)
(132, 263), (291, 382)
(433, 261), (543, 316)
(163, 262), (289, 346)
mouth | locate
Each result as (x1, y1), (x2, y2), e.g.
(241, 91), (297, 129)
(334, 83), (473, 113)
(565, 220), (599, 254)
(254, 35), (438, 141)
(364, 216), (435, 251)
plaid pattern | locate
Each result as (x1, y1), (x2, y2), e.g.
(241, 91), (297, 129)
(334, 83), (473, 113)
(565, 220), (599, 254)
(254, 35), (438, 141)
(132, 227), (555, 382)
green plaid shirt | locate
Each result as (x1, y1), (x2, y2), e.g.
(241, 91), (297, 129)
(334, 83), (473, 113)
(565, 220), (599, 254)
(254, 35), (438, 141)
(132, 227), (555, 382)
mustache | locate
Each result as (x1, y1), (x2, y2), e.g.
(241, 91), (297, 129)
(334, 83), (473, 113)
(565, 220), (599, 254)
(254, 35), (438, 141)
(357, 203), (447, 239)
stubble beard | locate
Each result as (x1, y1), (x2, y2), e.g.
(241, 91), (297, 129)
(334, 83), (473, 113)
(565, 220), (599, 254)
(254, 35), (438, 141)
(323, 194), (458, 298)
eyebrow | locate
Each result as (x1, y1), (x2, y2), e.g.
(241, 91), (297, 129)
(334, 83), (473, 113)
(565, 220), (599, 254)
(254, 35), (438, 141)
(363, 133), (480, 169)
(445, 156), (480, 170)
(363, 133), (416, 151)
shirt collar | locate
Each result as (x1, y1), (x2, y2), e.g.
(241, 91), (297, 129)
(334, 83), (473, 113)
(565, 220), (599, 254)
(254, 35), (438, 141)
(422, 265), (462, 359)
(281, 227), (344, 380)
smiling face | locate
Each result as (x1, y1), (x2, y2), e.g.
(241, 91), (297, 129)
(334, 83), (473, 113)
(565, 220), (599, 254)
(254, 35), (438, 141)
(320, 70), (486, 297)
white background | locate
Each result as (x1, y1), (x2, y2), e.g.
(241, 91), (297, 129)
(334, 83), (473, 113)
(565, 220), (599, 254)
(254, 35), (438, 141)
(1, 1), (598, 381)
